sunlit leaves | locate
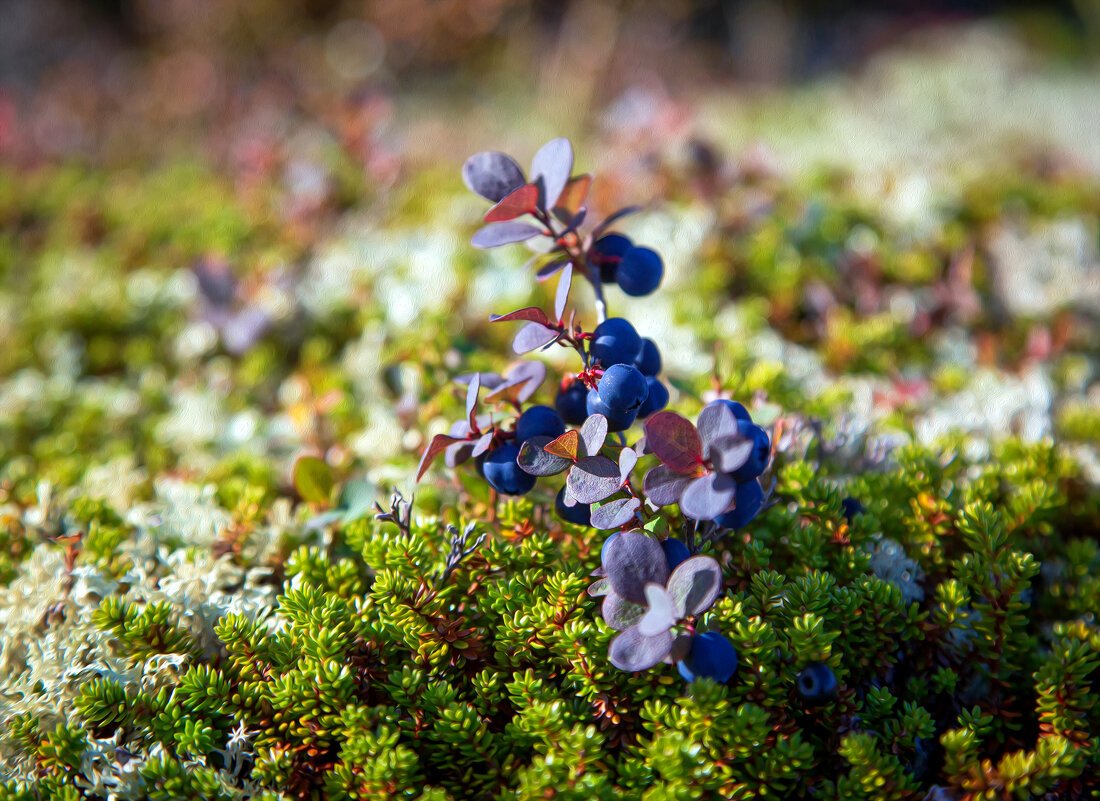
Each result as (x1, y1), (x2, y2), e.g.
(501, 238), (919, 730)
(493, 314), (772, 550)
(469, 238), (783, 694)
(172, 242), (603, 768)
(462, 151), (526, 202)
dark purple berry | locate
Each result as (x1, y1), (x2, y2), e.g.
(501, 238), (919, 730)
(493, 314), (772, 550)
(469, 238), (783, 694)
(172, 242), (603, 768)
(716, 399), (752, 423)
(596, 364), (648, 414)
(730, 420), (770, 481)
(714, 480), (764, 529)
(515, 405), (565, 444)
(555, 488), (591, 525)
(590, 318), (642, 368)
(616, 246), (664, 296)
(841, 497), (866, 522)
(796, 662), (838, 705)
(482, 443), (536, 496)
(634, 338), (662, 376)
(661, 538), (690, 571)
(677, 631), (738, 683)
(587, 389), (638, 432)
(590, 234), (633, 283)
(555, 381), (589, 426)
(637, 377), (669, 418)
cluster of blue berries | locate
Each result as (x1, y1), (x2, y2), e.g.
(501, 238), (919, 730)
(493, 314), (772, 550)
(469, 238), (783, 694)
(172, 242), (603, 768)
(556, 318), (669, 432)
(590, 234), (664, 297)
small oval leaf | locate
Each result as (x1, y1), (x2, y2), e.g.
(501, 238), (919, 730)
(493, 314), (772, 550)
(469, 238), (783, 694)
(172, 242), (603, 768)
(644, 412), (703, 473)
(567, 456), (623, 504)
(554, 262), (573, 322)
(591, 496), (641, 530)
(484, 182), (540, 222)
(667, 556), (724, 618)
(517, 436), (571, 476)
(293, 455), (334, 504)
(603, 530), (670, 604)
(638, 584), (678, 636)
(472, 221), (543, 249)
(530, 137), (573, 210)
(462, 151), (526, 202)
(642, 465), (692, 507)
(512, 322), (559, 354)
(679, 472), (738, 521)
(580, 414), (608, 456)
(602, 593), (645, 631)
(609, 626), (673, 671)
(544, 429), (581, 461)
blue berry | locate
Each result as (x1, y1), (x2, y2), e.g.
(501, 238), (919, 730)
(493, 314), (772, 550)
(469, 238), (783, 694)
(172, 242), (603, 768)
(555, 381), (589, 426)
(590, 318), (642, 368)
(616, 246), (664, 296)
(555, 488), (591, 525)
(841, 497), (866, 522)
(714, 480), (764, 529)
(590, 234), (633, 283)
(677, 632), (738, 683)
(482, 443), (536, 496)
(796, 662), (838, 705)
(515, 405), (565, 444)
(637, 377), (669, 418)
(661, 538), (690, 571)
(597, 364), (649, 414)
(716, 399), (752, 423)
(730, 420), (770, 481)
(587, 389), (638, 432)
(634, 338), (662, 376)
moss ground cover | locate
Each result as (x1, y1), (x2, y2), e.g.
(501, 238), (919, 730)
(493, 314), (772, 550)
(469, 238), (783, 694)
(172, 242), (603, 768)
(2, 22), (1100, 801)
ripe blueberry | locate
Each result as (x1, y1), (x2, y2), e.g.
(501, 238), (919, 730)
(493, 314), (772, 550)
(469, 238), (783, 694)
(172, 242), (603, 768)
(714, 479), (764, 529)
(841, 497), (866, 522)
(730, 420), (770, 481)
(555, 488), (591, 525)
(587, 389), (638, 432)
(596, 364), (649, 414)
(482, 443), (536, 496)
(796, 662), (838, 705)
(616, 246), (664, 296)
(677, 631), (738, 683)
(590, 233), (633, 283)
(590, 318), (642, 368)
(661, 538), (690, 571)
(515, 405), (565, 444)
(637, 376), (669, 418)
(555, 380), (589, 426)
(634, 338), (662, 376)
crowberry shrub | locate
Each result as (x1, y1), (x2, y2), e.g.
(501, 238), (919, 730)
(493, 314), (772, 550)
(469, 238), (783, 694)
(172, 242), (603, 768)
(417, 138), (770, 680)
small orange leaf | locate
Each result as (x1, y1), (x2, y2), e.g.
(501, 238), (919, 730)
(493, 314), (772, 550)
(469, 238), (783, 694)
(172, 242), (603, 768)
(554, 174), (592, 216)
(544, 429), (581, 461)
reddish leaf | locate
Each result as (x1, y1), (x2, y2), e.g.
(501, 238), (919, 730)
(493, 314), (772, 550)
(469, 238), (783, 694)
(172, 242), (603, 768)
(484, 182), (540, 223)
(644, 412), (704, 473)
(416, 434), (462, 481)
(544, 429), (581, 461)
(554, 174), (592, 218)
(490, 306), (554, 326)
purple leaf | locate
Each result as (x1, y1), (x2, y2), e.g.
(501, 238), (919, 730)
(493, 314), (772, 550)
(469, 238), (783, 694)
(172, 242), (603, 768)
(448, 420), (471, 438)
(471, 431), (495, 458)
(462, 151), (526, 202)
(517, 436), (571, 476)
(566, 456), (623, 504)
(609, 625), (673, 671)
(490, 306), (555, 326)
(591, 497), (641, 530)
(484, 360), (548, 404)
(580, 414), (608, 456)
(416, 434), (462, 481)
(465, 374), (481, 424)
(709, 435), (754, 474)
(644, 412), (704, 474)
(592, 205), (643, 237)
(603, 530), (670, 604)
(530, 137), (573, 210)
(513, 323), (559, 354)
(472, 222), (543, 249)
(554, 263), (573, 322)
(638, 584), (677, 636)
(667, 556), (724, 618)
(619, 447), (639, 483)
(602, 592), (645, 631)
(643, 465), (692, 507)
(697, 402), (740, 451)
(444, 440), (474, 468)
(456, 372), (504, 389)
(557, 207), (588, 233)
(535, 256), (569, 281)
(679, 472), (738, 521)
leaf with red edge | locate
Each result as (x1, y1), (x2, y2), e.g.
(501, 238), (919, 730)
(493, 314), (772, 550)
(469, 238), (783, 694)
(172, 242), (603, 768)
(644, 412), (704, 473)
(554, 174), (592, 218)
(444, 440), (474, 468)
(416, 434), (462, 481)
(554, 263), (572, 322)
(544, 429), (581, 461)
(591, 497), (641, 530)
(567, 455), (623, 504)
(484, 183), (540, 222)
(490, 306), (554, 326)
(472, 222), (542, 249)
(666, 556), (723, 618)
(512, 323), (559, 354)
(530, 138), (573, 210)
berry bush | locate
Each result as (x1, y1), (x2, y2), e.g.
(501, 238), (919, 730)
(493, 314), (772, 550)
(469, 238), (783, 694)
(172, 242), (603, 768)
(0, 130), (1098, 801)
